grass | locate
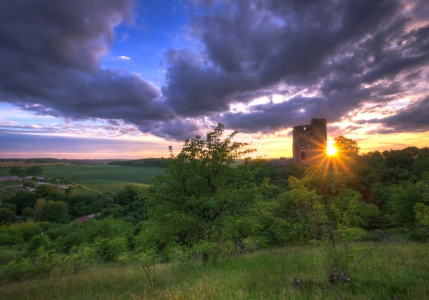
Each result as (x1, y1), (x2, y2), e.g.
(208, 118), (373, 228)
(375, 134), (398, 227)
(0, 165), (165, 194)
(0, 246), (22, 265)
(1, 242), (428, 299)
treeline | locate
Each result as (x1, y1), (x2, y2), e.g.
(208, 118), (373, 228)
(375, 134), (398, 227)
(108, 158), (168, 168)
(0, 158), (121, 165)
(8, 166), (43, 177)
(0, 124), (428, 285)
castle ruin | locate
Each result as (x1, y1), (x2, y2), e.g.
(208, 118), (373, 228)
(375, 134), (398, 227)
(293, 118), (327, 164)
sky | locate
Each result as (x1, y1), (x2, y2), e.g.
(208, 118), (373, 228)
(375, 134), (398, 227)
(0, 0), (428, 159)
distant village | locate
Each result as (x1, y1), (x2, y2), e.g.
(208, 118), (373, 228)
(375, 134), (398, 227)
(0, 175), (73, 191)
(0, 174), (98, 223)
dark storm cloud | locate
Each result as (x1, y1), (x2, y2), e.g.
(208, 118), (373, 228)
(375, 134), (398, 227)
(162, 0), (429, 133)
(138, 119), (210, 142)
(0, 0), (176, 136)
(365, 97), (429, 133)
(216, 96), (331, 133)
(2, 0), (429, 141)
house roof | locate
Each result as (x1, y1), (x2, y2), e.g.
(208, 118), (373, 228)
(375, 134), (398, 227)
(75, 216), (89, 223)
(75, 213), (99, 223)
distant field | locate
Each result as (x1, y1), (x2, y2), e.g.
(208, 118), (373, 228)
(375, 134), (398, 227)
(0, 162), (71, 167)
(0, 165), (165, 194)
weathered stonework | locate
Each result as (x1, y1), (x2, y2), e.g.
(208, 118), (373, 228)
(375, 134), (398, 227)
(293, 118), (327, 164)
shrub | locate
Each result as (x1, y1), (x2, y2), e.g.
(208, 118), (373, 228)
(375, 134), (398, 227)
(0, 258), (33, 282)
(93, 237), (128, 262)
(60, 246), (96, 275)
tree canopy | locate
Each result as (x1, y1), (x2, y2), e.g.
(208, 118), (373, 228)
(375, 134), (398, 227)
(333, 136), (360, 158)
(139, 123), (259, 262)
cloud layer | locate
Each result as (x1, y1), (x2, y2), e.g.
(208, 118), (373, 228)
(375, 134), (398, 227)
(0, 0), (175, 132)
(1, 0), (429, 141)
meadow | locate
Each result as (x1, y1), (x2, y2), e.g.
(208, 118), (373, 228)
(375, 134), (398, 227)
(0, 165), (165, 194)
(1, 242), (428, 300)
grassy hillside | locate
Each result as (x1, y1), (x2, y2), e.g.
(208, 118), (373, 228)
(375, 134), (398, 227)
(0, 165), (165, 194)
(1, 242), (428, 300)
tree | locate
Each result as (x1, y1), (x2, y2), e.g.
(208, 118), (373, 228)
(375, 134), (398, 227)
(8, 166), (42, 178)
(42, 201), (69, 223)
(34, 199), (69, 223)
(140, 123), (258, 263)
(35, 185), (58, 200)
(333, 136), (360, 158)
(0, 208), (14, 224)
(22, 207), (35, 221)
(23, 180), (36, 188)
(24, 166), (43, 176)
(5, 190), (37, 214)
(64, 187), (75, 197)
(8, 167), (24, 177)
(388, 179), (429, 227)
(35, 199), (47, 221)
(165, 123), (256, 197)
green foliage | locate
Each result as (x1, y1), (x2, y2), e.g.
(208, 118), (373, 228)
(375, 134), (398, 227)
(22, 207), (35, 221)
(60, 245), (96, 275)
(41, 200), (69, 223)
(320, 227), (367, 272)
(33, 247), (59, 278)
(47, 217), (134, 254)
(8, 166), (42, 178)
(333, 135), (360, 158)
(0, 257), (33, 282)
(15, 222), (40, 242)
(93, 237), (128, 261)
(25, 166), (43, 176)
(113, 185), (140, 206)
(82, 216), (134, 244)
(0, 208), (14, 224)
(388, 179), (429, 227)
(143, 123), (258, 262)
(414, 203), (429, 227)
(34, 185), (58, 200)
(0, 224), (23, 247)
(108, 158), (168, 168)
(8, 167), (24, 177)
(64, 186), (75, 197)
(414, 203), (429, 237)
(26, 234), (51, 258)
(23, 180), (36, 188)
(4, 190), (36, 214)
(120, 249), (161, 287)
(65, 194), (101, 218)
(0, 245), (95, 283)
(384, 149), (415, 170)
(35, 199), (71, 223)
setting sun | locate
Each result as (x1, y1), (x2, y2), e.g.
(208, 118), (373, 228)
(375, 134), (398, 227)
(327, 142), (337, 156)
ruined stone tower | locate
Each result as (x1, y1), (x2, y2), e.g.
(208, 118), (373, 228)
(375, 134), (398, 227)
(293, 118), (327, 164)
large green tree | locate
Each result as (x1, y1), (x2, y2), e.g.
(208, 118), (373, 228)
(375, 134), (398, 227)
(138, 123), (259, 262)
